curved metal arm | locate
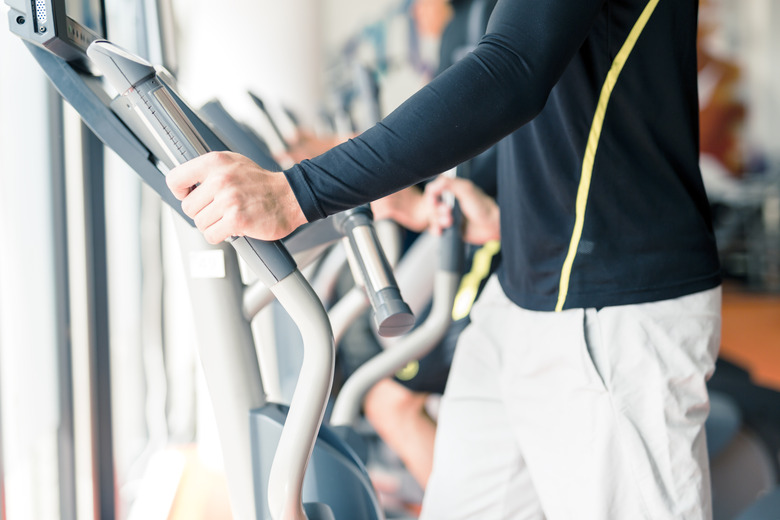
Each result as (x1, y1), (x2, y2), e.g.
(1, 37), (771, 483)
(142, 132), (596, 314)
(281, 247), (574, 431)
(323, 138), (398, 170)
(267, 271), (335, 520)
(330, 270), (460, 427)
(242, 243), (331, 320)
(335, 206), (414, 337)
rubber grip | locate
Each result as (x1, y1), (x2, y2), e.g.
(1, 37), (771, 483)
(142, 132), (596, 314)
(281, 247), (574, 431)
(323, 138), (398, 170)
(440, 201), (465, 274)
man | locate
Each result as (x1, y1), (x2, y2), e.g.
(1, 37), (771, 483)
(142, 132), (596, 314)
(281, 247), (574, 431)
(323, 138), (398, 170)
(168, 0), (722, 518)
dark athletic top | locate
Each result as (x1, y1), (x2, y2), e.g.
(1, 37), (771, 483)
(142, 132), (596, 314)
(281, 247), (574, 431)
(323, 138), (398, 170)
(439, 0), (499, 74)
(440, 0), (499, 197)
(285, 0), (721, 311)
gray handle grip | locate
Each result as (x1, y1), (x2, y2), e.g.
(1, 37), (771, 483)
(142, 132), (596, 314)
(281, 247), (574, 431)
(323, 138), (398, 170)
(440, 201), (465, 274)
(335, 206), (414, 337)
(87, 40), (296, 284)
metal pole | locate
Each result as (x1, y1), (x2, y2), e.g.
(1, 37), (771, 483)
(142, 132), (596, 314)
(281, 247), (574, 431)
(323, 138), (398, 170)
(81, 123), (116, 520)
(173, 219), (266, 520)
(49, 84), (78, 520)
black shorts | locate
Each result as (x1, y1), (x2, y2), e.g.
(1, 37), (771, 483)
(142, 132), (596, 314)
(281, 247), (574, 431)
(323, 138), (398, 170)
(391, 315), (468, 394)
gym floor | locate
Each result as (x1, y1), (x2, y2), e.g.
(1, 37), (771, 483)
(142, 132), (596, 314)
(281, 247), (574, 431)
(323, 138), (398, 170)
(167, 446), (232, 520)
(720, 282), (780, 392)
(167, 282), (780, 520)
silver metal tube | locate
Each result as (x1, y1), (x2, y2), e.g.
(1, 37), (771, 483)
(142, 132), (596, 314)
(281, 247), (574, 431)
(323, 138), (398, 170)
(350, 226), (393, 291)
(376, 233), (438, 350)
(374, 219), (402, 269)
(326, 221), (398, 347)
(336, 208), (414, 337)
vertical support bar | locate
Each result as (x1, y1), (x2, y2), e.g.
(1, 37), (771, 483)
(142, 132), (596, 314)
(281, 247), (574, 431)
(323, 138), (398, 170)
(172, 219), (266, 520)
(81, 123), (116, 520)
(49, 85), (77, 520)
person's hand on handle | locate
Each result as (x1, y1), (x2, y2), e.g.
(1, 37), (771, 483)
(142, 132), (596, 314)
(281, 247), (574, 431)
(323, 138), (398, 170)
(166, 151), (307, 244)
(424, 176), (500, 245)
(371, 186), (430, 232)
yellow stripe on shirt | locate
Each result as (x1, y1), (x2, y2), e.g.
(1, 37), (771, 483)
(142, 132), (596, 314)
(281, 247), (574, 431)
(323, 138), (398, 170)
(555, 0), (661, 312)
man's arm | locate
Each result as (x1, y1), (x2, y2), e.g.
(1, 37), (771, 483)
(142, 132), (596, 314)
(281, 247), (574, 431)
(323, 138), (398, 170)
(168, 0), (604, 242)
(286, 0), (604, 219)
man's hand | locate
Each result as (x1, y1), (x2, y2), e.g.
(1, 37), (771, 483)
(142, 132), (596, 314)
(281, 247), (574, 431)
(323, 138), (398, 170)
(371, 186), (430, 232)
(166, 151), (307, 244)
(424, 176), (500, 245)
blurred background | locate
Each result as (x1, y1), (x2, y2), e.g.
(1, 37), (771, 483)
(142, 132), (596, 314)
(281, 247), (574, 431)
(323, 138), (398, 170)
(1, 0), (779, 519)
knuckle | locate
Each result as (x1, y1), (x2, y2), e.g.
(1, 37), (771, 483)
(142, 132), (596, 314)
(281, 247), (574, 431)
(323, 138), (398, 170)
(209, 150), (232, 167)
(211, 172), (228, 190)
(221, 187), (240, 207)
(234, 213), (249, 233)
(226, 206), (245, 231)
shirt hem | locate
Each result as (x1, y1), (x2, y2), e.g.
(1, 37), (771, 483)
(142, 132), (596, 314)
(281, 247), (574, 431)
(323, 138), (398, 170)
(498, 272), (723, 312)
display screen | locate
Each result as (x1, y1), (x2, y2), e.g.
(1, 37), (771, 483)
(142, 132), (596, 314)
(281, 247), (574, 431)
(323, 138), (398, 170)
(64, 0), (104, 36)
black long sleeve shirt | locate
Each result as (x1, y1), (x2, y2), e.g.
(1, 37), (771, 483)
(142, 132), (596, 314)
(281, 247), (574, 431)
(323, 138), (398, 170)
(285, 0), (721, 311)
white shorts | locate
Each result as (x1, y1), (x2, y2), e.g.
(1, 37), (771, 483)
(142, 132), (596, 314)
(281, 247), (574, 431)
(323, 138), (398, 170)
(420, 276), (722, 520)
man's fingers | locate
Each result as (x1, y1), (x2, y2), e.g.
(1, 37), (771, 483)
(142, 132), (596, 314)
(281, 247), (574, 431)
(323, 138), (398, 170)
(422, 176), (454, 235)
(192, 199), (224, 233)
(181, 182), (214, 218)
(424, 175), (454, 201)
(436, 203), (453, 229)
(167, 152), (220, 200)
(202, 217), (234, 245)
(440, 177), (475, 201)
